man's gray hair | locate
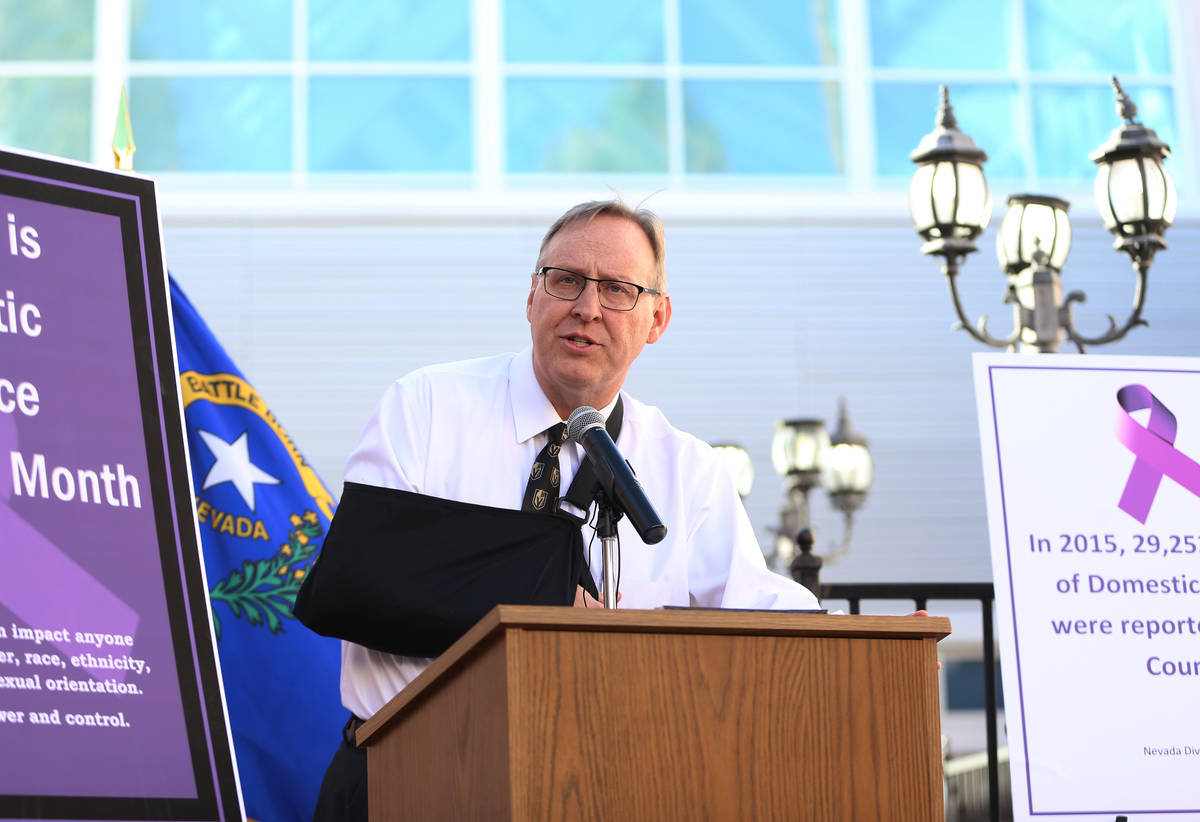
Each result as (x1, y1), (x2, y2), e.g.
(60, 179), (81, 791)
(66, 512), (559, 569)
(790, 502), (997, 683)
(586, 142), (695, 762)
(536, 199), (668, 292)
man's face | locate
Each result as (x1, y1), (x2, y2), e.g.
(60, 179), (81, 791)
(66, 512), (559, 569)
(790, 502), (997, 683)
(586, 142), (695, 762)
(526, 215), (672, 418)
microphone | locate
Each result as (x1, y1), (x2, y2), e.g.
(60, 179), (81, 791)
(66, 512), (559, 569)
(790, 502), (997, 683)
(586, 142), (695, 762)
(567, 406), (667, 545)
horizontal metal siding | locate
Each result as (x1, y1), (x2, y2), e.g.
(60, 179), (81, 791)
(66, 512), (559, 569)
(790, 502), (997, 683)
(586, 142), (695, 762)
(164, 214), (1200, 585)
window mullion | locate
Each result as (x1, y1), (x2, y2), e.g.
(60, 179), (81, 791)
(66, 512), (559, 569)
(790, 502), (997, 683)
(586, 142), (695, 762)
(91, 0), (131, 167)
(1011, 0), (1036, 187)
(472, 0), (504, 189)
(1166, 0), (1197, 196)
(664, 0), (684, 185)
(293, 0), (309, 188)
(839, 0), (873, 190)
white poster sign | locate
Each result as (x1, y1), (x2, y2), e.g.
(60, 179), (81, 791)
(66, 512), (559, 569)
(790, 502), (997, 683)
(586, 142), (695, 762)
(974, 353), (1200, 821)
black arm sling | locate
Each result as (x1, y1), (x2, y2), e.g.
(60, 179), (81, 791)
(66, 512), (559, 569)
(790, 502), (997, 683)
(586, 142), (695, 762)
(293, 399), (622, 658)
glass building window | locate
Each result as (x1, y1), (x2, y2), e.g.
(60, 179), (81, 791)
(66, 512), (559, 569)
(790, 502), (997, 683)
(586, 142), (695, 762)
(679, 0), (840, 66)
(129, 77), (292, 172)
(507, 78), (667, 173)
(130, 0), (293, 61)
(869, 0), (1010, 70)
(869, 0), (1178, 184)
(1031, 83), (1176, 179)
(0, 0), (1187, 192)
(875, 83), (1024, 179)
(505, 0), (663, 63)
(0, 78), (92, 162)
(685, 80), (844, 174)
(0, 1), (93, 163)
(308, 0), (470, 61)
(1024, 0), (1171, 74)
(309, 77), (472, 173)
(1, 0), (94, 60)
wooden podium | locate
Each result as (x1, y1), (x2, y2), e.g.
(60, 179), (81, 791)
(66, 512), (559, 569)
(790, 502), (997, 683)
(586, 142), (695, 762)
(357, 606), (950, 821)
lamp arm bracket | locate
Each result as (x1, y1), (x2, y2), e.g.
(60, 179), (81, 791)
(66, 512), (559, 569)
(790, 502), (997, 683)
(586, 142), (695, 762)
(945, 270), (1021, 349)
(1061, 266), (1150, 348)
(820, 510), (855, 565)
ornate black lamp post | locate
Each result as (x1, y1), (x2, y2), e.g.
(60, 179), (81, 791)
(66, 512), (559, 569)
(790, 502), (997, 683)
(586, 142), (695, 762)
(910, 78), (1175, 353)
(770, 400), (872, 593)
(996, 193), (1072, 350)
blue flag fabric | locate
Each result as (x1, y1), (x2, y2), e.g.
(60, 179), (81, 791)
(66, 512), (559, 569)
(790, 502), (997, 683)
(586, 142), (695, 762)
(169, 276), (343, 822)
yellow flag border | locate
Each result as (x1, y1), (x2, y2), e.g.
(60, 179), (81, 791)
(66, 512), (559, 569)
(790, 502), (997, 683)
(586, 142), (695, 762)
(180, 371), (336, 520)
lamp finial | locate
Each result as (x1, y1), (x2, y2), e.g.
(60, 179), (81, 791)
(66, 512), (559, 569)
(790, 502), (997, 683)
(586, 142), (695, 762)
(937, 85), (958, 130)
(1111, 76), (1139, 125)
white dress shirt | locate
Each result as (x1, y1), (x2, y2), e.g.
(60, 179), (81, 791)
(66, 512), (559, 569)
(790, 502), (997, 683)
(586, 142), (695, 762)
(339, 348), (819, 718)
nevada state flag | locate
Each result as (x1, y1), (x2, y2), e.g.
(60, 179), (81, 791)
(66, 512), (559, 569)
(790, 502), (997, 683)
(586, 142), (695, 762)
(170, 276), (343, 822)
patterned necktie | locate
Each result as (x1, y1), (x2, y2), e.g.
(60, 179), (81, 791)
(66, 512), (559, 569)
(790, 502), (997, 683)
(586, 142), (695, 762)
(522, 422), (568, 513)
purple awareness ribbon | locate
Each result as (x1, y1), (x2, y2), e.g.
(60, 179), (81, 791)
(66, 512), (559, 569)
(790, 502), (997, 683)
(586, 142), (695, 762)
(1115, 384), (1200, 524)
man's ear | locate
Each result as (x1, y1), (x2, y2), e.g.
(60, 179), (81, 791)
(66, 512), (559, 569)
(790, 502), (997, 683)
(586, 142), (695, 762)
(526, 274), (538, 322)
(646, 294), (672, 344)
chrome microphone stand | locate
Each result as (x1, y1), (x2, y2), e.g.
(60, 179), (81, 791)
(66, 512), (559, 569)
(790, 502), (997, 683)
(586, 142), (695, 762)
(594, 491), (621, 608)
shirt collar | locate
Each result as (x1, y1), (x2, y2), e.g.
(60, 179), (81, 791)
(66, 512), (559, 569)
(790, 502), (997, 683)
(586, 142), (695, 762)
(510, 347), (620, 444)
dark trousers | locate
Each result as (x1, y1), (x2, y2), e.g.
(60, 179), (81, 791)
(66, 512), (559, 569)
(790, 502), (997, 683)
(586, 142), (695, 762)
(312, 715), (367, 822)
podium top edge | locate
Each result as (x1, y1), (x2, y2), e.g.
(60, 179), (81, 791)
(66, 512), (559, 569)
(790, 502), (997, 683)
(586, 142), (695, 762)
(481, 605), (952, 640)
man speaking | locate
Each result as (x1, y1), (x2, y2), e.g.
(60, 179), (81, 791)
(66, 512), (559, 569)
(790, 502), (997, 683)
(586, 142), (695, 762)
(306, 200), (820, 820)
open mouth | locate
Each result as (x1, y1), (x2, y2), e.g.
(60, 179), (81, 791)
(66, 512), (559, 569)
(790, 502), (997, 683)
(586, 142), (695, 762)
(563, 335), (598, 349)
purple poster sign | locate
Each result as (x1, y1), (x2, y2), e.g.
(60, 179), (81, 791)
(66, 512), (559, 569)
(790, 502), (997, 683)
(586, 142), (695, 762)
(0, 149), (240, 820)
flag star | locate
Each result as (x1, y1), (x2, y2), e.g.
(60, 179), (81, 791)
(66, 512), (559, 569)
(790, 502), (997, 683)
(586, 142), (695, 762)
(196, 429), (281, 512)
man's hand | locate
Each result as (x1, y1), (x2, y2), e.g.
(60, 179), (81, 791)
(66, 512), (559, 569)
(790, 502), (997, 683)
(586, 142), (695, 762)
(573, 585), (619, 608)
(910, 610), (942, 670)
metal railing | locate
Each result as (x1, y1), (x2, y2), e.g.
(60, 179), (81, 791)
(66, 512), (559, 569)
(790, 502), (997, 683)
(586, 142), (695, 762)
(944, 747), (1011, 821)
(820, 582), (1001, 822)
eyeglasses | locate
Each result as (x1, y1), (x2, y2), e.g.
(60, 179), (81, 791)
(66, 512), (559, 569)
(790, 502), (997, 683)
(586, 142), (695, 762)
(536, 266), (662, 312)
